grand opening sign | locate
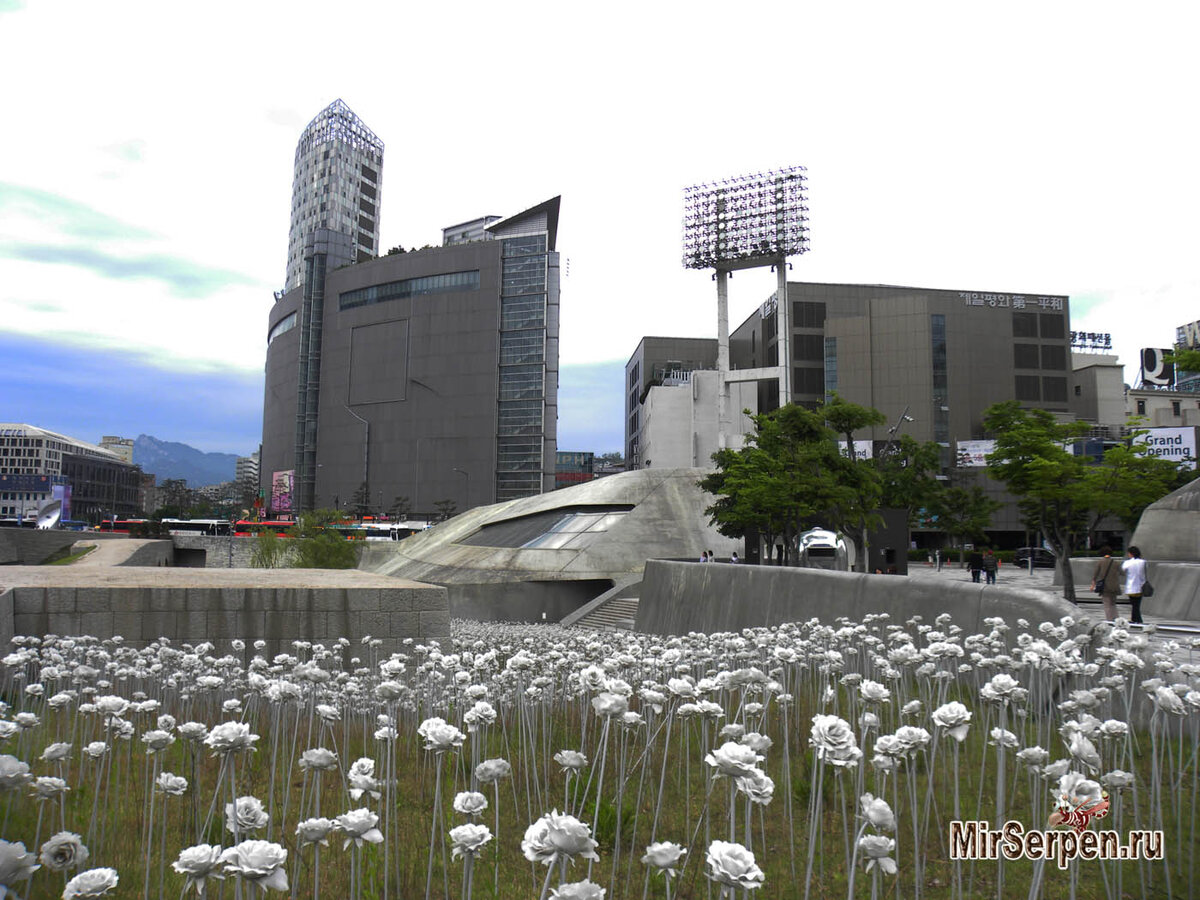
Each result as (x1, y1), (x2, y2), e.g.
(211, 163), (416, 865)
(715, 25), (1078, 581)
(1134, 427), (1197, 470)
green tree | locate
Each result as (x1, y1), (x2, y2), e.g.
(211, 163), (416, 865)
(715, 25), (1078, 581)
(822, 396), (886, 571)
(287, 510), (359, 569)
(250, 530), (292, 568)
(388, 495), (411, 520)
(876, 435), (946, 528)
(700, 401), (882, 568)
(932, 481), (1001, 564)
(433, 499), (457, 522)
(1167, 347), (1200, 372)
(1082, 438), (1185, 539)
(349, 481), (371, 518)
(984, 401), (1091, 598)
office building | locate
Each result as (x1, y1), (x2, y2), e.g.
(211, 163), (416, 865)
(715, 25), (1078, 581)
(261, 196), (562, 517)
(556, 451), (595, 490)
(284, 100), (384, 292)
(99, 435), (134, 463)
(236, 451), (260, 487)
(0, 424), (141, 522)
(624, 337), (719, 466)
(729, 281), (1073, 444)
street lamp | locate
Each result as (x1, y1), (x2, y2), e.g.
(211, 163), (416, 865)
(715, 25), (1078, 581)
(452, 467), (470, 512)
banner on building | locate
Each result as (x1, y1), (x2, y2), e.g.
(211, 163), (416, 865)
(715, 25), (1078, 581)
(956, 440), (996, 467)
(52, 484), (72, 522)
(271, 469), (295, 513)
(1133, 427), (1198, 470)
(837, 440), (874, 461)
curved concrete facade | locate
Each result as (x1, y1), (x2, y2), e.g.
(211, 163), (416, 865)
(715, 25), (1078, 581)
(360, 467), (740, 620)
(1131, 476), (1200, 562)
(636, 559), (1080, 636)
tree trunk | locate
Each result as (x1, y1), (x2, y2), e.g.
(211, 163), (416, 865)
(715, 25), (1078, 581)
(1048, 527), (1075, 603)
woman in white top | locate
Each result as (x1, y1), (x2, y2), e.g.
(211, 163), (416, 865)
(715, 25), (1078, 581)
(1121, 545), (1148, 625)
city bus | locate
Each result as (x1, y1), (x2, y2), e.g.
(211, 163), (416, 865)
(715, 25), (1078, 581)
(161, 518), (233, 537)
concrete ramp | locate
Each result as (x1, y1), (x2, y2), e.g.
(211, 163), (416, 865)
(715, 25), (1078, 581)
(636, 559), (1079, 636)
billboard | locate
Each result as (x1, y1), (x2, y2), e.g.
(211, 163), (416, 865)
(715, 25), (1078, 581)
(837, 440), (874, 461)
(52, 484), (72, 522)
(0, 473), (59, 492)
(1134, 427), (1197, 470)
(1140, 348), (1175, 387)
(271, 469), (295, 513)
(956, 439), (996, 467)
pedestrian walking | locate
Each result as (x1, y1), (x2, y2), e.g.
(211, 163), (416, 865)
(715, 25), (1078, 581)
(730, 551), (740, 564)
(982, 549), (998, 585)
(1121, 545), (1148, 625)
(967, 549), (984, 583)
(1091, 545), (1122, 621)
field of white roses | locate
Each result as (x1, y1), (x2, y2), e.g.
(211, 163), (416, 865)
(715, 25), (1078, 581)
(0, 611), (1197, 900)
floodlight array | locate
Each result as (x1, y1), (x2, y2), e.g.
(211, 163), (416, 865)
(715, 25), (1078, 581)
(682, 166), (810, 270)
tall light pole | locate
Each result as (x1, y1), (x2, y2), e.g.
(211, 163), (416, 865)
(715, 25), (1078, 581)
(683, 166), (810, 443)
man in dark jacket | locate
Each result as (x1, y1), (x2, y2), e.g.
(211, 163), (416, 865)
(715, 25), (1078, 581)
(967, 549), (984, 583)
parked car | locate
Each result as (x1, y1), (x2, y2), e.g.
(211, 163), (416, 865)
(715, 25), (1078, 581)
(1014, 547), (1057, 568)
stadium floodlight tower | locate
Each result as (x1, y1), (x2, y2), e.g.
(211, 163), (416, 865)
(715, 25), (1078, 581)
(683, 166), (809, 444)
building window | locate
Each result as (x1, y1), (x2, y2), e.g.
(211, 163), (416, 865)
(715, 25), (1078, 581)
(824, 337), (838, 398)
(1136, 399), (1146, 415)
(1041, 344), (1067, 370)
(1014, 344), (1040, 369)
(1074, 384), (1082, 396)
(792, 301), (826, 328)
(339, 270), (480, 310)
(793, 367), (824, 395)
(1015, 375), (1041, 402)
(1012, 313), (1038, 338)
(931, 315), (949, 443)
(1172, 400), (1182, 416)
(792, 333), (824, 362)
(1042, 377), (1068, 404)
(1040, 315), (1066, 339)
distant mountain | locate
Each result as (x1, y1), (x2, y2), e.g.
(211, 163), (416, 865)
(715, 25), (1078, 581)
(133, 435), (239, 487)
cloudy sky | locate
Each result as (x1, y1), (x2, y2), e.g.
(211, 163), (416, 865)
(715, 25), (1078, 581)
(1, 1), (1196, 455)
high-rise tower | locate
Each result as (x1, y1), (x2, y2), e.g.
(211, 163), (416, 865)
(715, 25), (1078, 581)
(284, 99), (384, 292)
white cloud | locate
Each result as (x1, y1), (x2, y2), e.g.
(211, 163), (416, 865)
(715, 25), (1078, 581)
(0, 0), (1195, 395)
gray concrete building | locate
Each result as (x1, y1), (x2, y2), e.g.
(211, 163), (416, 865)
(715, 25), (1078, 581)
(261, 197), (561, 518)
(0, 424), (141, 522)
(722, 282), (1076, 544)
(624, 337), (718, 466)
(730, 281), (1073, 443)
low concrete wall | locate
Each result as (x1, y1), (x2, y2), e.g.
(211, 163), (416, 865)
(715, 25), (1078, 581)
(0, 567), (448, 656)
(0, 530), (83, 565)
(172, 535), (258, 568)
(117, 540), (174, 568)
(636, 560), (1078, 636)
(1068, 557), (1200, 621)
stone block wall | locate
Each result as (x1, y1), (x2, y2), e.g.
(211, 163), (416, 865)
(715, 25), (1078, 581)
(4, 579), (449, 657)
(172, 535), (258, 567)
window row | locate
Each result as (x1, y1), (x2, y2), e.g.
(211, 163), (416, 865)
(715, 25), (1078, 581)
(1013, 313), (1066, 339)
(1015, 375), (1069, 403)
(1014, 343), (1067, 370)
(502, 235), (547, 258)
(267, 312), (298, 346)
(339, 270), (480, 310)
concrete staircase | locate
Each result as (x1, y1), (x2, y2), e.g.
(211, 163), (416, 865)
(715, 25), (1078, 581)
(573, 596), (640, 631)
